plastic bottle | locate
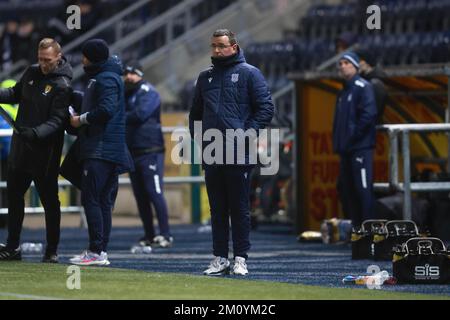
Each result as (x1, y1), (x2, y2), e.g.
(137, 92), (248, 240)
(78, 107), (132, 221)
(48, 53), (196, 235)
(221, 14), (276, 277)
(320, 221), (332, 244)
(343, 271), (396, 286)
(130, 246), (152, 254)
(20, 243), (43, 253)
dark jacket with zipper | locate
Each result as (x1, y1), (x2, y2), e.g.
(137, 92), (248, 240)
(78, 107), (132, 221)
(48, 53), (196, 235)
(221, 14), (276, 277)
(189, 49), (274, 166)
(332, 74), (377, 155)
(0, 57), (72, 176)
(125, 80), (165, 155)
(78, 56), (131, 172)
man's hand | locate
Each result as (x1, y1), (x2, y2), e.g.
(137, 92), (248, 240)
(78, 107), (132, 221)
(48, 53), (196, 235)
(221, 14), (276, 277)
(18, 126), (37, 142)
(70, 115), (82, 128)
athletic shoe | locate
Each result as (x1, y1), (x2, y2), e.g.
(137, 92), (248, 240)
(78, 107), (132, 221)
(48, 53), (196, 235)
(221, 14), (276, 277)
(42, 253), (58, 263)
(203, 256), (230, 276)
(70, 250), (110, 266)
(70, 250), (109, 263)
(232, 256), (248, 275)
(138, 237), (153, 247)
(0, 244), (21, 261)
(152, 235), (173, 248)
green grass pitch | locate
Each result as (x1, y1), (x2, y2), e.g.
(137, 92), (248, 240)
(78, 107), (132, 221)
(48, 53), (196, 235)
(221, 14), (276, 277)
(0, 262), (448, 300)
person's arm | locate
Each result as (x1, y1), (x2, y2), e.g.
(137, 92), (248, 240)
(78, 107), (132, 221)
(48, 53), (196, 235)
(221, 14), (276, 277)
(0, 77), (23, 104)
(126, 87), (160, 124)
(81, 76), (119, 125)
(246, 68), (275, 131)
(188, 78), (203, 139)
(353, 83), (377, 141)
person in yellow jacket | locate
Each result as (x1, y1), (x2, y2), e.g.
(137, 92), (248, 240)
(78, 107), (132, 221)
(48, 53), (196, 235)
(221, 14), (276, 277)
(0, 79), (18, 120)
(0, 79), (18, 224)
(0, 79), (18, 159)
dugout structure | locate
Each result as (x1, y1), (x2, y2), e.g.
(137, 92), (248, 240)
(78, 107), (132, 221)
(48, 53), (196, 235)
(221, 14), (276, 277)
(289, 63), (450, 232)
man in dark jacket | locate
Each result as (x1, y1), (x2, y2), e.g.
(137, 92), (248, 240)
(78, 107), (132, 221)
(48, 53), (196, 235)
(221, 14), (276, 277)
(333, 51), (378, 230)
(189, 29), (274, 276)
(69, 39), (130, 266)
(355, 48), (387, 124)
(0, 38), (72, 262)
(123, 61), (172, 248)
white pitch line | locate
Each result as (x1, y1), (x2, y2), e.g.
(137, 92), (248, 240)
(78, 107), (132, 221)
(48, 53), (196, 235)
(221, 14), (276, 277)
(0, 292), (65, 300)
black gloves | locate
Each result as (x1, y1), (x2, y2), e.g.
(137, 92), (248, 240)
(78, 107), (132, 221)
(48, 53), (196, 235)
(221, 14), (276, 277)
(18, 126), (37, 142)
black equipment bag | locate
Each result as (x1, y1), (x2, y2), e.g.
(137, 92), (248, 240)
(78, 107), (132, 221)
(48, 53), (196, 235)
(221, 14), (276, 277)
(373, 220), (419, 261)
(351, 220), (387, 260)
(393, 237), (450, 284)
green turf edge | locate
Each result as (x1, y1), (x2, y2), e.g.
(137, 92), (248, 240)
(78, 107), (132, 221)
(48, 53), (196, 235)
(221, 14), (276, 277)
(0, 262), (448, 300)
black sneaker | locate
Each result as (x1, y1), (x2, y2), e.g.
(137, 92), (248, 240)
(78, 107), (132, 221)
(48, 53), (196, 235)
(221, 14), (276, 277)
(0, 244), (22, 261)
(42, 253), (58, 263)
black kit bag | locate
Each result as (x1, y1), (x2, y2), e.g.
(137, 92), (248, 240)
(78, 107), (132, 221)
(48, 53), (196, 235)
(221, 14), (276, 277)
(393, 237), (450, 284)
(373, 220), (419, 261)
(351, 220), (388, 260)
(60, 138), (82, 190)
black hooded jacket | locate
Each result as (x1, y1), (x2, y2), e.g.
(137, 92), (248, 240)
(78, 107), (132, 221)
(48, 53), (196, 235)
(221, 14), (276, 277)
(361, 66), (387, 124)
(0, 57), (73, 176)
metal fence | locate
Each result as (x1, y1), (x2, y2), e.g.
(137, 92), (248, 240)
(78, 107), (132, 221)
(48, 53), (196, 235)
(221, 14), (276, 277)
(0, 127), (205, 217)
(2, 123), (450, 222)
(374, 123), (450, 220)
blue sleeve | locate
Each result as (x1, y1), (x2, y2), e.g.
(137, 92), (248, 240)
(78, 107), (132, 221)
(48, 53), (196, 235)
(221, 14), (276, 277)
(86, 76), (119, 124)
(126, 88), (160, 124)
(189, 77), (203, 139)
(246, 68), (275, 131)
(354, 84), (377, 140)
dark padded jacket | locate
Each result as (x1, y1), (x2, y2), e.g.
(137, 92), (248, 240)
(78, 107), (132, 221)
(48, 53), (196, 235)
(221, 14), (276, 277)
(189, 49), (274, 165)
(78, 56), (130, 171)
(125, 80), (164, 153)
(0, 57), (72, 176)
(332, 74), (377, 155)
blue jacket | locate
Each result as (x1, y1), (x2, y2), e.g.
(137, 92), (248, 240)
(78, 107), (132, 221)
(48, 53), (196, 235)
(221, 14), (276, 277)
(125, 80), (165, 153)
(78, 56), (130, 171)
(332, 74), (377, 154)
(189, 49), (274, 165)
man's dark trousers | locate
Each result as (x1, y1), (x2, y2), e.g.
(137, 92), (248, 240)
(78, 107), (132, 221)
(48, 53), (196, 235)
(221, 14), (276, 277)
(204, 165), (253, 260)
(337, 148), (375, 228)
(6, 167), (61, 254)
(129, 152), (170, 239)
(81, 159), (119, 254)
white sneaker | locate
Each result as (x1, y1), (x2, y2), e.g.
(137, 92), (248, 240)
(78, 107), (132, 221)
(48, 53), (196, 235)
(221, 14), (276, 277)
(203, 256), (230, 276)
(152, 235), (173, 248)
(70, 250), (110, 266)
(232, 256), (248, 275)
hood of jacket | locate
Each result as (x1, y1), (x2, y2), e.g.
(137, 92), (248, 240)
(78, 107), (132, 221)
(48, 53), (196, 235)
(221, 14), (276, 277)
(83, 55), (124, 77)
(38, 56), (73, 80)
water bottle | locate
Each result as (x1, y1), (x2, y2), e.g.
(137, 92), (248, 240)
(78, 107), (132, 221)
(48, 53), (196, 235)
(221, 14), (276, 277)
(371, 270), (390, 285)
(21, 243), (43, 253)
(342, 275), (357, 284)
(130, 245), (152, 254)
(320, 221), (332, 244)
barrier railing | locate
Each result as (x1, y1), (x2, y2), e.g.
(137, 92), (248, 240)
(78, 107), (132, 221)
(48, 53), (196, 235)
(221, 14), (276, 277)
(374, 123), (450, 220)
(0, 127), (205, 217)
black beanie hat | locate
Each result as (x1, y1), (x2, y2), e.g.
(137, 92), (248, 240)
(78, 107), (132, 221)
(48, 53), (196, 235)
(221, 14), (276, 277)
(82, 39), (109, 63)
(354, 48), (377, 67)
